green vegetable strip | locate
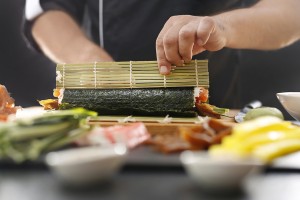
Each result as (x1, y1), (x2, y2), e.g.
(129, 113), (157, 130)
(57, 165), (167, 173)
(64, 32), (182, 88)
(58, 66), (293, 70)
(46, 126), (90, 151)
(212, 106), (229, 115)
(61, 87), (196, 117)
(0, 108), (96, 162)
(8, 121), (76, 141)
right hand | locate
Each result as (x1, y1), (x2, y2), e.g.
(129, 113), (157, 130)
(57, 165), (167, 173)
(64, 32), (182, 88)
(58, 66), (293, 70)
(156, 15), (227, 75)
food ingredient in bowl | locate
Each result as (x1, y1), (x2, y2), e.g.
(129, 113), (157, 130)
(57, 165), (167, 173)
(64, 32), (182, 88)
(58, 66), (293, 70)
(244, 107), (284, 121)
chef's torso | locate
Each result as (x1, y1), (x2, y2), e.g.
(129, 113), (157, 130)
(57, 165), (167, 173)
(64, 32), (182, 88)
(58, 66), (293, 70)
(86, 0), (244, 60)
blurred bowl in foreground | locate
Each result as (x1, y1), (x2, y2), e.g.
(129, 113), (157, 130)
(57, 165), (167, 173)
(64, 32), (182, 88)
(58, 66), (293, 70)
(277, 92), (300, 121)
(46, 144), (127, 185)
(180, 151), (263, 191)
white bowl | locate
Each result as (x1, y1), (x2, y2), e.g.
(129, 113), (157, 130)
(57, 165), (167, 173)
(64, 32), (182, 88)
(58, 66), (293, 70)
(277, 92), (300, 121)
(180, 151), (263, 191)
(45, 144), (127, 185)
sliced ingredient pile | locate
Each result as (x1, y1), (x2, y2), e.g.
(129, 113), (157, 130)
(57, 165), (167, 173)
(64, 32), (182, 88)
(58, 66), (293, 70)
(0, 84), (20, 121)
(210, 116), (300, 162)
(147, 119), (233, 153)
(0, 108), (96, 162)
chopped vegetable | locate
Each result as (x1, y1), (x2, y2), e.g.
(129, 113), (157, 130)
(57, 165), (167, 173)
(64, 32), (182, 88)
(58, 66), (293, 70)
(0, 108), (97, 162)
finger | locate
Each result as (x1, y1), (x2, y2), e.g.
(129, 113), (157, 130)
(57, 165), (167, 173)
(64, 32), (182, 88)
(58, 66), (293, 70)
(156, 37), (172, 75)
(163, 24), (186, 66)
(196, 16), (215, 46)
(178, 21), (198, 62)
(156, 18), (177, 74)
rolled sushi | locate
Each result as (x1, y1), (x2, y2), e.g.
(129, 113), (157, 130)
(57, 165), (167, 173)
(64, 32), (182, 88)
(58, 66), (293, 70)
(54, 87), (208, 117)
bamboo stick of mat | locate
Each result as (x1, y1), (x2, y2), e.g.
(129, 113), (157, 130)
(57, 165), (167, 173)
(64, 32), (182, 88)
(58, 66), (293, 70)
(56, 60), (209, 89)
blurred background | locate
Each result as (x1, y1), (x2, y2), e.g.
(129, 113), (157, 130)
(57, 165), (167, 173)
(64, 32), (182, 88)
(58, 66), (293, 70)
(1, 1), (299, 119)
(0, 1), (56, 107)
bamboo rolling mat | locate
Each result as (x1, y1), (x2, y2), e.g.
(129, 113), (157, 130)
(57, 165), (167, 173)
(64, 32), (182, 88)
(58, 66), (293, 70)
(56, 60), (209, 89)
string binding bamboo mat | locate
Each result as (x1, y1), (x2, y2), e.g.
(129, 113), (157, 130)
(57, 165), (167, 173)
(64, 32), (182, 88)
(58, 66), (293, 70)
(56, 60), (209, 89)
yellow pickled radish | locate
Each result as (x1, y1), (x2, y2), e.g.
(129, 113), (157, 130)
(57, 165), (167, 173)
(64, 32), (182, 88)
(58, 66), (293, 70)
(253, 139), (300, 162)
(209, 116), (300, 162)
(222, 119), (297, 150)
(233, 116), (292, 139)
(235, 130), (300, 153)
(209, 144), (249, 158)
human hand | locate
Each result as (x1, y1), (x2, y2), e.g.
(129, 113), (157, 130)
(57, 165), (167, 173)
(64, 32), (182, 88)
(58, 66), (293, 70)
(156, 15), (226, 75)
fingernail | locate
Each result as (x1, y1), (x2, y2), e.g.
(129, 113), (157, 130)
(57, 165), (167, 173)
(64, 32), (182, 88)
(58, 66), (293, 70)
(159, 66), (169, 75)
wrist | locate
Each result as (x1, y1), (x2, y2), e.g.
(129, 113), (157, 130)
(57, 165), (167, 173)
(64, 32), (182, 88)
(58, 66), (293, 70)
(212, 14), (231, 48)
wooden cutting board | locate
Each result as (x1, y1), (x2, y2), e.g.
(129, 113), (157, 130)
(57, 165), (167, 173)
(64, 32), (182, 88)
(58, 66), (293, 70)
(88, 110), (236, 135)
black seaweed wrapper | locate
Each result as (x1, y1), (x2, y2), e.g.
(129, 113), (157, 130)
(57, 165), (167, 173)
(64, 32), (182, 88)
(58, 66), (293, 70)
(61, 87), (196, 117)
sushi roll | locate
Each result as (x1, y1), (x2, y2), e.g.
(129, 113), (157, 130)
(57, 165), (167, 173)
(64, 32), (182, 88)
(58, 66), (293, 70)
(53, 87), (209, 117)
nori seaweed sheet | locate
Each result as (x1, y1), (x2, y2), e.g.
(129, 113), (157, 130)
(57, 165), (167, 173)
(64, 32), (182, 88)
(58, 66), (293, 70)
(61, 87), (196, 117)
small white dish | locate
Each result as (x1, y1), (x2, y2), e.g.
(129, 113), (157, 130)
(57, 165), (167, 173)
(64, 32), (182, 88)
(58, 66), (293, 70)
(180, 151), (263, 191)
(46, 144), (127, 185)
(272, 151), (300, 169)
(277, 92), (300, 121)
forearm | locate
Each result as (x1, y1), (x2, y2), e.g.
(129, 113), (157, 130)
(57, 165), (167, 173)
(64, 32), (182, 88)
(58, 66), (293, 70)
(215, 0), (300, 50)
(32, 10), (113, 63)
